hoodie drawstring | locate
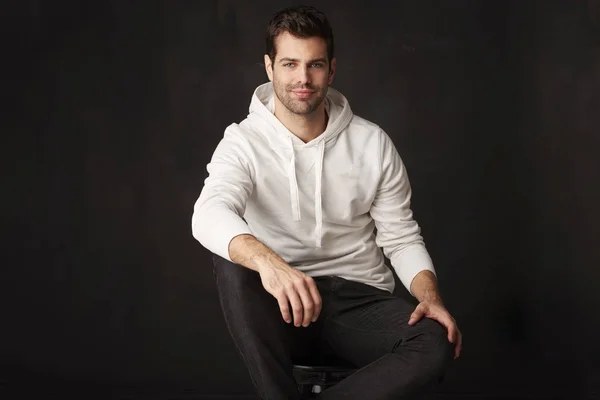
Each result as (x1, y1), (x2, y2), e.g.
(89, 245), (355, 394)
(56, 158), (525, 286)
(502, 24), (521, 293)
(314, 139), (324, 248)
(288, 136), (302, 221)
(287, 137), (325, 248)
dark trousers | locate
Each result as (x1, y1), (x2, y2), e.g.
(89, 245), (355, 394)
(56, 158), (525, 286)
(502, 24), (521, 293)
(213, 255), (454, 399)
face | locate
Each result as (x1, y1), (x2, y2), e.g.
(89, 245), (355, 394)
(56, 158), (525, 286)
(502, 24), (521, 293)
(264, 31), (336, 116)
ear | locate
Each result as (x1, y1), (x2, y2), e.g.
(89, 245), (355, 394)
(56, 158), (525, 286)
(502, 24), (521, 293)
(328, 57), (336, 85)
(264, 54), (273, 81)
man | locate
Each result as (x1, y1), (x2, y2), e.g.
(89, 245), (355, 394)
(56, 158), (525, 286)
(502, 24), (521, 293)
(192, 5), (461, 399)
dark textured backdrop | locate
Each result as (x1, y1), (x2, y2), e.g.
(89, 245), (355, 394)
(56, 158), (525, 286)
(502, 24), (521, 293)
(3, 0), (600, 398)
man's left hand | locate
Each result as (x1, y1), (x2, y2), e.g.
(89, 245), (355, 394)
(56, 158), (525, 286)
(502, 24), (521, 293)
(408, 301), (462, 359)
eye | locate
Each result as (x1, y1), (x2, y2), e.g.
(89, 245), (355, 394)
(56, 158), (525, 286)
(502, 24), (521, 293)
(311, 63), (324, 68)
(283, 63), (295, 67)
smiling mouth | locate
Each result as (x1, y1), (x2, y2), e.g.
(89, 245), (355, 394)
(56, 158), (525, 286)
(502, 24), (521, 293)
(292, 90), (315, 98)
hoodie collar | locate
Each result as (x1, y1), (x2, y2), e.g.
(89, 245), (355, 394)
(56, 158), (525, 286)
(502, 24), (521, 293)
(249, 82), (353, 146)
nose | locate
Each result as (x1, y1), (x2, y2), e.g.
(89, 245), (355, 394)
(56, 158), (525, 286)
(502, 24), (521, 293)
(296, 65), (311, 85)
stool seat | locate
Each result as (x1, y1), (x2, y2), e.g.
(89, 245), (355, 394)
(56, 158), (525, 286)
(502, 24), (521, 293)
(292, 357), (357, 396)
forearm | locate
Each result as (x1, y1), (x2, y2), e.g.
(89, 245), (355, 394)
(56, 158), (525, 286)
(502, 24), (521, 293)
(228, 234), (286, 273)
(410, 270), (443, 305)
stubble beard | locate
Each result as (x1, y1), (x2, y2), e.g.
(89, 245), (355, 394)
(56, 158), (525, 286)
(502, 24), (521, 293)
(272, 79), (327, 116)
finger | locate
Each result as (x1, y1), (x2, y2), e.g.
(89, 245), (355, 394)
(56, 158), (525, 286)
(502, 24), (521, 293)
(276, 292), (292, 324)
(408, 306), (425, 325)
(455, 330), (462, 359)
(306, 278), (322, 322)
(420, 309), (456, 343)
(424, 308), (453, 335)
(448, 325), (457, 344)
(446, 322), (457, 343)
(297, 281), (314, 327)
(286, 288), (304, 327)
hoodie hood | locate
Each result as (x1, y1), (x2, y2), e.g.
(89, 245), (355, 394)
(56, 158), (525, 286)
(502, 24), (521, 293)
(245, 82), (354, 248)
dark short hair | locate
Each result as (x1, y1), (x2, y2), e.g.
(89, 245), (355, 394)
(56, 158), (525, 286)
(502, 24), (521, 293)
(265, 5), (334, 63)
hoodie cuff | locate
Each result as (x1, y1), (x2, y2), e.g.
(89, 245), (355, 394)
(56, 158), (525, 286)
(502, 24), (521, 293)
(390, 244), (436, 296)
(192, 209), (253, 262)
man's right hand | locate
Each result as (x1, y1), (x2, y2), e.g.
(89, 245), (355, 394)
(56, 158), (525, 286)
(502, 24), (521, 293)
(228, 234), (322, 327)
(258, 261), (322, 327)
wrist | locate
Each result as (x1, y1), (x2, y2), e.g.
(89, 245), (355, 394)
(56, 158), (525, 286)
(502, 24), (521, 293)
(411, 270), (443, 305)
(420, 290), (443, 306)
(251, 252), (273, 274)
(251, 248), (287, 275)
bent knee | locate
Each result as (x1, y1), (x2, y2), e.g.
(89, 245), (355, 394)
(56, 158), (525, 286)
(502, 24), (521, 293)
(404, 319), (455, 372)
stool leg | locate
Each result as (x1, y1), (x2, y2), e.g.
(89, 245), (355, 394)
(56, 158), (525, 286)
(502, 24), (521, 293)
(298, 384), (310, 397)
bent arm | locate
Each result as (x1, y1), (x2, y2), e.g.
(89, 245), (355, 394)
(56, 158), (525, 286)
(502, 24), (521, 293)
(191, 129), (254, 261)
(369, 129), (436, 296)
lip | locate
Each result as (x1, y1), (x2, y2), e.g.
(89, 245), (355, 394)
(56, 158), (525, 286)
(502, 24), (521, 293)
(292, 90), (315, 98)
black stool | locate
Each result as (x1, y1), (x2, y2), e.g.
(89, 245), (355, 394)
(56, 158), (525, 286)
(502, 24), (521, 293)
(292, 356), (357, 397)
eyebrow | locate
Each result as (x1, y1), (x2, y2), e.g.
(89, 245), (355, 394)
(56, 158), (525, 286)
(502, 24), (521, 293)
(278, 57), (327, 64)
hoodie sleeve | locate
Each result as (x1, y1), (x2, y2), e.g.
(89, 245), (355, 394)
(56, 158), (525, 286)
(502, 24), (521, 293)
(370, 129), (436, 295)
(191, 126), (254, 261)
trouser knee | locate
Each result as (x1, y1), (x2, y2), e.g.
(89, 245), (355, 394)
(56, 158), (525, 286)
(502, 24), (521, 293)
(399, 319), (454, 379)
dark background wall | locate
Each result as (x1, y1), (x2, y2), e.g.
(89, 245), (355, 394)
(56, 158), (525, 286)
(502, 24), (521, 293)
(3, 1), (599, 398)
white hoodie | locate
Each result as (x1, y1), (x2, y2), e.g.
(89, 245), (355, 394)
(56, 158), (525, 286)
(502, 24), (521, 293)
(192, 82), (435, 295)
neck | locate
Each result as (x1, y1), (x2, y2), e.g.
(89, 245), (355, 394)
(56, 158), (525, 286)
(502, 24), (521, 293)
(274, 100), (328, 144)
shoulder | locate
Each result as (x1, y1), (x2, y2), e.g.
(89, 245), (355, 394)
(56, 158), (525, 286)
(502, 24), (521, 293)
(211, 122), (258, 165)
(220, 118), (266, 149)
(343, 114), (389, 152)
(347, 113), (381, 133)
